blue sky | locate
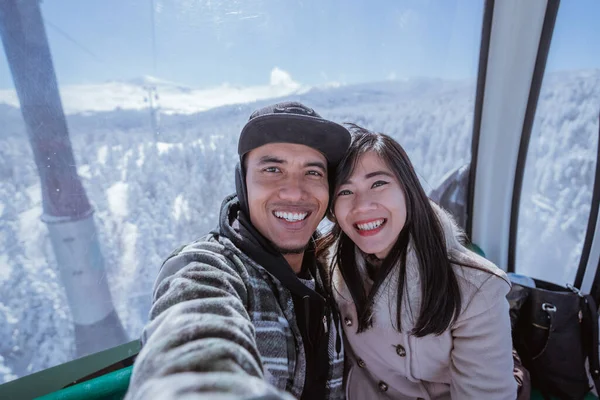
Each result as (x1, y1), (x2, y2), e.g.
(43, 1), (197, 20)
(0, 0), (599, 90)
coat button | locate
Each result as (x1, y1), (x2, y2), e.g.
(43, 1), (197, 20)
(344, 317), (353, 327)
(378, 381), (388, 392)
(357, 358), (366, 368)
(396, 344), (406, 357)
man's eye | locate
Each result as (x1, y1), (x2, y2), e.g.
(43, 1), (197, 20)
(264, 167), (280, 173)
(307, 170), (323, 177)
(337, 189), (352, 196)
(372, 180), (389, 189)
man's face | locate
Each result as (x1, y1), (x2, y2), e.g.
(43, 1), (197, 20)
(245, 143), (329, 254)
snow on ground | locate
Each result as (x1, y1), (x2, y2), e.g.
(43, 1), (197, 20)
(0, 255), (11, 284)
(173, 194), (190, 222)
(97, 146), (108, 165)
(106, 182), (128, 219)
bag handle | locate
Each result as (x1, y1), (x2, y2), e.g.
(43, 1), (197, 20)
(531, 303), (556, 360)
(582, 293), (600, 394)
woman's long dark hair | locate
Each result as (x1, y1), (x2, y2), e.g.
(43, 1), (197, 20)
(317, 124), (462, 337)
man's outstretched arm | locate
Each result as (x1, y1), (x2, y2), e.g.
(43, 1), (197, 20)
(125, 241), (293, 400)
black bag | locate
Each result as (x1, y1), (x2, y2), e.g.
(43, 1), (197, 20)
(509, 278), (600, 400)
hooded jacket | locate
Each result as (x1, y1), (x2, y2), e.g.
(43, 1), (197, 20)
(125, 194), (345, 400)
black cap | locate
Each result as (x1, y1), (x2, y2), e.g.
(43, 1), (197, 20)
(238, 101), (350, 166)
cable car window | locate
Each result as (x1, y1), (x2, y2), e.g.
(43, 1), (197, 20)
(0, 0), (483, 382)
(515, 0), (600, 285)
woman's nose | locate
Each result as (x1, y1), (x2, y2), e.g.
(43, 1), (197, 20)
(352, 192), (377, 213)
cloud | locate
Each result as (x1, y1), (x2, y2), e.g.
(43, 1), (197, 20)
(269, 67), (300, 89)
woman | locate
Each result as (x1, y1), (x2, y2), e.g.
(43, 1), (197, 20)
(321, 125), (517, 399)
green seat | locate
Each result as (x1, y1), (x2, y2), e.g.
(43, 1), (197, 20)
(34, 366), (132, 400)
(466, 242), (486, 257)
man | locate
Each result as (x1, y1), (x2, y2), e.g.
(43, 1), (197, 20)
(125, 102), (351, 400)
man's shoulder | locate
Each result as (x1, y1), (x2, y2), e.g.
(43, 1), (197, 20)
(157, 232), (267, 283)
(160, 233), (217, 262)
(173, 232), (228, 256)
(155, 233), (240, 281)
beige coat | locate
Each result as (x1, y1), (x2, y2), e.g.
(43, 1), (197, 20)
(333, 203), (517, 399)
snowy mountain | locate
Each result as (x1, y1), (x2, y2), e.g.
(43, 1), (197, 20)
(0, 69), (598, 383)
(0, 68), (307, 116)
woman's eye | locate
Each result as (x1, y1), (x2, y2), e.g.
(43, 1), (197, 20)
(337, 189), (352, 196)
(264, 166), (280, 173)
(307, 170), (323, 177)
(372, 180), (388, 189)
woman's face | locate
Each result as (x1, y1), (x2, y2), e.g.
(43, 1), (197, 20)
(334, 151), (407, 259)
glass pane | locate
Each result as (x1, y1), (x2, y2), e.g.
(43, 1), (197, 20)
(516, 0), (600, 285)
(0, 0), (482, 382)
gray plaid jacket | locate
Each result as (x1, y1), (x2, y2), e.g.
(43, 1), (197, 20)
(126, 225), (345, 399)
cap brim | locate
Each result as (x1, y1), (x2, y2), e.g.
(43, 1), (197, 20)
(238, 114), (350, 166)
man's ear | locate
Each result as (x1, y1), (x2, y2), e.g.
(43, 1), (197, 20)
(235, 162), (250, 216)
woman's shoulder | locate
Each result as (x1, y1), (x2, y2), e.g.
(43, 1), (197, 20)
(451, 258), (512, 326)
(449, 242), (511, 322)
(430, 201), (511, 310)
(450, 249), (510, 290)
(450, 251), (511, 309)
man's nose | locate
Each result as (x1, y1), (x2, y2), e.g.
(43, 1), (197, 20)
(278, 176), (306, 201)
